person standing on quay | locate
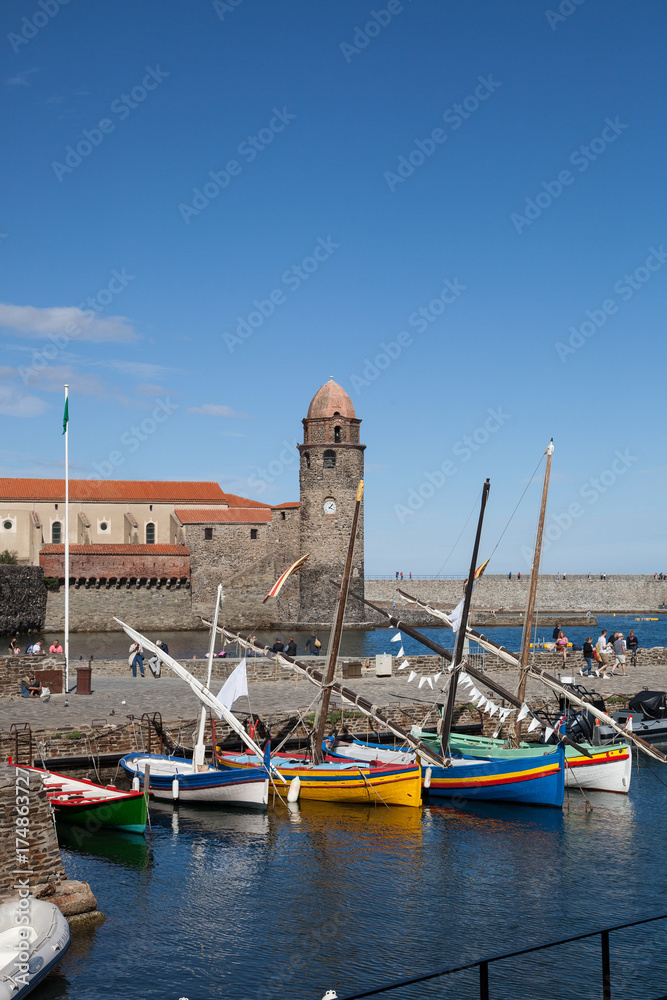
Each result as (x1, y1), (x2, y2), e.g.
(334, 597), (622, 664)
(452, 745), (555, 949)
(610, 633), (627, 676)
(517, 571), (521, 581)
(627, 630), (639, 665)
(581, 637), (595, 677)
(129, 642), (145, 678)
(285, 637), (297, 656)
(508, 571), (512, 581)
(595, 630), (610, 678)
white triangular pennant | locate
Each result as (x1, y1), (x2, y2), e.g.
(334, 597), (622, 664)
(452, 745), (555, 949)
(517, 704), (529, 722)
(398, 659), (410, 670)
(391, 632), (402, 642)
(433, 672), (442, 683)
(544, 727), (554, 741)
(527, 717), (541, 733)
(418, 676), (428, 688)
(470, 687), (481, 699)
(459, 672), (472, 687)
(407, 671), (417, 683)
(487, 702), (499, 717)
(426, 676), (434, 688)
(397, 646), (405, 658)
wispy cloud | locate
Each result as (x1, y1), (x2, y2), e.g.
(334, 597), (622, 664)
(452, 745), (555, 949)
(187, 403), (248, 418)
(0, 303), (137, 343)
(6, 68), (39, 87)
(97, 360), (175, 378)
(135, 382), (170, 396)
(0, 384), (47, 418)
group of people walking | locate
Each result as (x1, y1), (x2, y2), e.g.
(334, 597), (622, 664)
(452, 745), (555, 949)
(580, 629), (638, 678)
(551, 624), (639, 678)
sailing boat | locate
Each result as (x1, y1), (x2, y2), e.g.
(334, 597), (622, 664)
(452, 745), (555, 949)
(117, 598), (270, 808)
(217, 482), (422, 808)
(224, 483), (565, 809)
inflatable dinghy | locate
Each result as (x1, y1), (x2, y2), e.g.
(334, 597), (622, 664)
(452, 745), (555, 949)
(0, 898), (70, 998)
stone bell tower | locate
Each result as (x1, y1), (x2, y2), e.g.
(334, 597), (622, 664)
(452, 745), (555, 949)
(298, 377), (365, 623)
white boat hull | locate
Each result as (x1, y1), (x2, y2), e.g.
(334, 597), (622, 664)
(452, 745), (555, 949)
(0, 899), (70, 1000)
(564, 749), (632, 794)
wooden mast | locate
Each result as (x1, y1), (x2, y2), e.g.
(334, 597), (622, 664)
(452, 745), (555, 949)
(516, 440), (554, 710)
(311, 480), (364, 764)
(440, 479), (490, 757)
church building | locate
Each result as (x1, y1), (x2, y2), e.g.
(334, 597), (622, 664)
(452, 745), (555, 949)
(0, 379), (365, 628)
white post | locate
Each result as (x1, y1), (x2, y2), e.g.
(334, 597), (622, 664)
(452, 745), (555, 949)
(64, 384), (69, 694)
(194, 584), (223, 767)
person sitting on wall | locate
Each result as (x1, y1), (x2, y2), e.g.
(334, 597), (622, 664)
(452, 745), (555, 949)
(271, 638), (285, 653)
(49, 641), (63, 654)
(285, 637), (297, 657)
(148, 639), (168, 677)
(20, 673), (42, 698)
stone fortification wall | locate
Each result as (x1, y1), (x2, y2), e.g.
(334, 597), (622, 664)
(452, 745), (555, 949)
(44, 582), (197, 632)
(367, 575), (667, 612)
(39, 545), (190, 581)
(0, 566), (47, 634)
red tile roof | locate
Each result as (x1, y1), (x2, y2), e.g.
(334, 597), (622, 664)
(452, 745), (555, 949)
(222, 492), (271, 509)
(0, 479), (227, 503)
(272, 501), (300, 509)
(174, 508), (272, 524)
(40, 544), (189, 555)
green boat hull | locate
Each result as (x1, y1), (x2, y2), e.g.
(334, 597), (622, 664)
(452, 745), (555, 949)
(53, 792), (148, 835)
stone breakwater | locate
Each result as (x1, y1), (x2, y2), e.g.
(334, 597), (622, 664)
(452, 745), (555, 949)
(367, 575), (667, 613)
(0, 764), (101, 926)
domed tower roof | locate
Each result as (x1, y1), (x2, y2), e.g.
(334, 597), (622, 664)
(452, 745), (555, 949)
(307, 377), (356, 420)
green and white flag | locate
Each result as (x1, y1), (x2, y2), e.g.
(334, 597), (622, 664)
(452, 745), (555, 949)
(62, 397), (69, 435)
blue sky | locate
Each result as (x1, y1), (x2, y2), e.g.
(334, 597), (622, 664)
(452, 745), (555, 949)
(1, 0), (665, 574)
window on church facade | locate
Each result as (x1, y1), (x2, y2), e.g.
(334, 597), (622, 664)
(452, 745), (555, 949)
(52, 522), (62, 543)
(280, 511), (286, 520)
(204, 527), (213, 540)
(334, 426), (341, 442)
(146, 522), (156, 544)
(250, 528), (258, 540)
(323, 449), (336, 468)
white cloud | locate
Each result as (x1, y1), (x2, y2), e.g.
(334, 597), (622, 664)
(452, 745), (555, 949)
(187, 404), (248, 418)
(6, 68), (39, 87)
(0, 303), (137, 343)
(97, 360), (175, 378)
(0, 385), (47, 418)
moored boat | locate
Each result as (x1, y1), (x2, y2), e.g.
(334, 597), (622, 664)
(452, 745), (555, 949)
(324, 737), (565, 807)
(326, 733), (631, 795)
(0, 898), (70, 1000)
(217, 751), (422, 807)
(120, 752), (269, 808)
(13, 764), (148, 834)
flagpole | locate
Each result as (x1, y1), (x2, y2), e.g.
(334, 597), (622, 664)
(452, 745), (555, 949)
(64, 384), (69, 694)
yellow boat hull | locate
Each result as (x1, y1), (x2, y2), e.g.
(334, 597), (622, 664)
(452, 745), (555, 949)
(219, 755), (422, 808)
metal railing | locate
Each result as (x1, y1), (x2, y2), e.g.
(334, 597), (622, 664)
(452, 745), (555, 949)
(335, 912), (667, 1000)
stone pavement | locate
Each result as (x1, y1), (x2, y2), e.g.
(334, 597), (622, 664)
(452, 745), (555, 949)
(1, 658), (664, 732)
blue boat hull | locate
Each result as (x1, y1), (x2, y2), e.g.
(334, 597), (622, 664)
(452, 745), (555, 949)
(425, 745), (565, 808)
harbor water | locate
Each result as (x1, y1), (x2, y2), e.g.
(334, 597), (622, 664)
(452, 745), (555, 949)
(49, 759), (667, 1000)
(25, 614), (667, 662)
